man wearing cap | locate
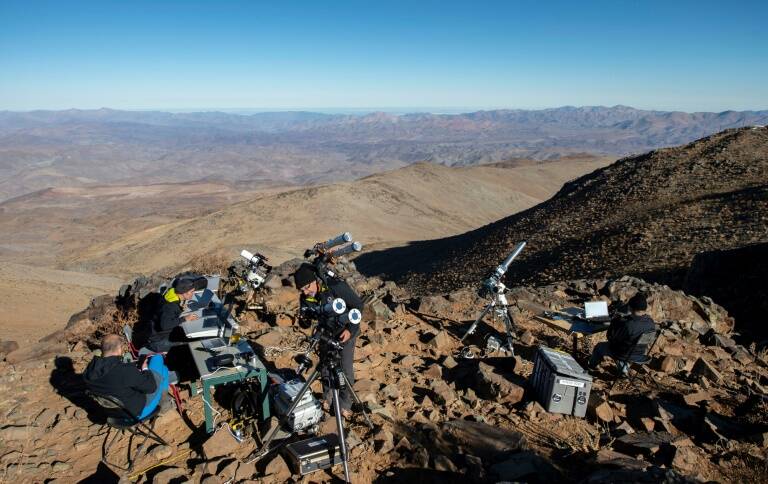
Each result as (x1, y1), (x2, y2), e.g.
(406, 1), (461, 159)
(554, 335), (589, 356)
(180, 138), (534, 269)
(588, 293), (657, 375)
(293, 263), (363, 417)
(147, 278), (199, 353)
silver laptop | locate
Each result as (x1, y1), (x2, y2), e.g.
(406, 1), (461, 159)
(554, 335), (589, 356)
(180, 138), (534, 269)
(584, 301), (610, 323)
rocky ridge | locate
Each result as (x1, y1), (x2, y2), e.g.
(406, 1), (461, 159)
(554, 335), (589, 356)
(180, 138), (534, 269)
(1, 257), (766, 483)
(356, 127), (768, 338)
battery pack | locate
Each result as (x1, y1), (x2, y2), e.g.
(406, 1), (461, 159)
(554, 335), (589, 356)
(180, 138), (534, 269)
(530, 346), (593, 417)
(283, 434), (342, 475)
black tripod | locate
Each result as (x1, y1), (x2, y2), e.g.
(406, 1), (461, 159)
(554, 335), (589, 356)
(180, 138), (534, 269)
(255, 329), (373, 483)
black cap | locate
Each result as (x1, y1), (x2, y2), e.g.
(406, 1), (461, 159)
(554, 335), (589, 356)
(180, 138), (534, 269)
(173, 278), (195, 294)
(293, 263), (317, 289)
(628, 293), (648, 312)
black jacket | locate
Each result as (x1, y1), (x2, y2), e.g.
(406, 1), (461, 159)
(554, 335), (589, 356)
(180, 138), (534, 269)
(607, 314), (656, 361)
(300, 278), (364, 339)
(83, 355), (157, 417)
(148, 299), (184, 348)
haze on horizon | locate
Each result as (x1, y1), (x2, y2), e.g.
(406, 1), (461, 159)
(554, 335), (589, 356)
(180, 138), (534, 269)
(1, 0), (767, 113)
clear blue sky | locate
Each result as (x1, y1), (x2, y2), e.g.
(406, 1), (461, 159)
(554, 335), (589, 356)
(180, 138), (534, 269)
(1, 0), (766, 112)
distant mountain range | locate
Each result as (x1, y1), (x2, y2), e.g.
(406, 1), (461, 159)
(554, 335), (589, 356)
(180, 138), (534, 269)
(0, 106), (766, 201)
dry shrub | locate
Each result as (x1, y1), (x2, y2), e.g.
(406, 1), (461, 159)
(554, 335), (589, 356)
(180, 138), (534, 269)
(173, 251), (233, 277)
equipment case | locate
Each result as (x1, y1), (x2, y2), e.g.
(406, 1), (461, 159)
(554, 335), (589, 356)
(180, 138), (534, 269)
(283, 434), (342, 475)
(530, 346), (593, 417)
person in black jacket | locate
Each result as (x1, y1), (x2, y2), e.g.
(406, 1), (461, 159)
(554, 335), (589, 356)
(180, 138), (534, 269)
(293, 263), (363, 417)
(84, 334), (170, 419)
(148, 278), (199, 352)
(588, 293), (657, 375)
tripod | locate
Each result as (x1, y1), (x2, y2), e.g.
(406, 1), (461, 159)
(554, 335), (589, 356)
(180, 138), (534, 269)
(460, 282), (517, 355)
(255, 330), (373, 483)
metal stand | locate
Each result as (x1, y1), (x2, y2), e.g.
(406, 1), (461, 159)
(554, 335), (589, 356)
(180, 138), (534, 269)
(460, 283), (517, 355)
(254, 341), (374, 483)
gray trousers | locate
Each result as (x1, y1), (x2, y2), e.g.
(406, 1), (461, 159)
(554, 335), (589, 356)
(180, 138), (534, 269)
(321, 334), (356, 411)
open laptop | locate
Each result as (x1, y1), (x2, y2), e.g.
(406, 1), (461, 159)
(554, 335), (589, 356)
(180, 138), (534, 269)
(583, 301), (610, 323)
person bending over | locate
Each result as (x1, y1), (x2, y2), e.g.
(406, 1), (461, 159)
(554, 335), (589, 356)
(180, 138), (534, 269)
(84, 334), (169, 420)
(588, 293), (656, 375)
(148, 278), (199, 353)
(293, 263), (363, 418)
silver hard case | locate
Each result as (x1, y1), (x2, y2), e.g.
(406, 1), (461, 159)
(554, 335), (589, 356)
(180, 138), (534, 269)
(273, 380), (323, 432)
(530, 346), (593, 417)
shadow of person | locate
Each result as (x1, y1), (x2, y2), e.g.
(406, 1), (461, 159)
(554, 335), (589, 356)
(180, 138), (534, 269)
(49, 356), (106, 425)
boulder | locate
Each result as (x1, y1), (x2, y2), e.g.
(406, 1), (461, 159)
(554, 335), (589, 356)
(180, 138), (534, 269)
(441, 420), (526, 458)
(475, 362), (524, 404)
(691, 357), (722, 382)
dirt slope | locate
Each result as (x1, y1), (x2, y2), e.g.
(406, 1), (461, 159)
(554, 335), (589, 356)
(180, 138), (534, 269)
(356, 127), (768, 297)
(62, 158), (611, 276)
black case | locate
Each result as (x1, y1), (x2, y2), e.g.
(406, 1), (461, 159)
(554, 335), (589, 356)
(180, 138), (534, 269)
(283, 434), (342, 475)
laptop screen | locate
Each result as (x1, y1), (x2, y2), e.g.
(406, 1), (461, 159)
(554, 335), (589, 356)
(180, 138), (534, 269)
(584, 301), (609, 319)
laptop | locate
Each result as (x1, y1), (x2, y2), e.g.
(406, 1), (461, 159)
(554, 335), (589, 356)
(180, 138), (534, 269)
(583, 301), (610, 323)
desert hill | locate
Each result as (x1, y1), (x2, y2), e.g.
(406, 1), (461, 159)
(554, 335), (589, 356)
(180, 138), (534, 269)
(357, 127), (768, 304)
(61, 157), (611, 276)
(1, 106), (766, 201)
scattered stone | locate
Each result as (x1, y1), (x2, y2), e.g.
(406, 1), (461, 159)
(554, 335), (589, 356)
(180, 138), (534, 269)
(150, 445), (174, 460)
(519, 330), (535, 346)
(683, 390), (710, 406)
(151, 466), (186, 482)
(442, 355), (458, 369)
(426, 331), (451, 350)
(659, 355), (680, 373)
(433, 454), (458, 473)
(424, 363), (442, 379)
(475, 362), (524, 404)
(381, 383), (400, 400)
(595, 449), (650, 470)
(692, 357), (722, 382)
(52, 461), (71, 472)
(671, 444), (702, 474)
(593, 401), (614, 424)
(430, 380), (456, 405)
(374, 428), (394, 453)
(202, 425), (242, 459)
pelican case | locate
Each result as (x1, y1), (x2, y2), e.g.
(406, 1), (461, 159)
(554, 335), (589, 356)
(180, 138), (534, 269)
(283, 434), (342, 475)
(530, 346), (593, 417)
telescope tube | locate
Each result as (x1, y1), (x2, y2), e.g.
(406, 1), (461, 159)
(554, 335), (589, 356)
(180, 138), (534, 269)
(319, 232), (352, 250)
(494, 241), (527, 277)
(329, 241), (363, 258)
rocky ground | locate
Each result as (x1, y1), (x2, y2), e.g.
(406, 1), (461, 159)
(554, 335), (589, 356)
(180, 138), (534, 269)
(1, 258), (767, 483)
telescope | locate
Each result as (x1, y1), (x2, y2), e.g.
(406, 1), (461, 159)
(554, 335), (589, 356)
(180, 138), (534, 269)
(328, 241), (362, 258)
(479, 241), (526, 297)
(317, 232), (352, 251)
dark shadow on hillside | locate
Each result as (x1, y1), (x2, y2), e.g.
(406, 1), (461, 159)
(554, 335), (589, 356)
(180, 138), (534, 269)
(49, 356), (106, 425)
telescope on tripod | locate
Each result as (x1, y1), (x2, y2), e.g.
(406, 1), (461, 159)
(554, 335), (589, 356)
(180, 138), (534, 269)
(461, 241), (527, 355)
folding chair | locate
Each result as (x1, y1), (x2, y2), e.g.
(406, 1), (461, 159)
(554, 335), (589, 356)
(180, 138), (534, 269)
(609, 329), (661, 392)
(122, 324), (184, 414)
(87, 391), (168, 472)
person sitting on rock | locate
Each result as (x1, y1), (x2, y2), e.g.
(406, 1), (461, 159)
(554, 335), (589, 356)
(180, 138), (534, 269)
(587, 293), (656, 375)
(293, 262), (363, 418)
(147, 278), (199, 353)
(84, 334), (170, 419)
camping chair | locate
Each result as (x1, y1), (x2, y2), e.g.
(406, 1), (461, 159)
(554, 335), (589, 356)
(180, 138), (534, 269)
(122, 324), (184, 414)
(609, 329), (661, 392)
(86, 390), (168, 472)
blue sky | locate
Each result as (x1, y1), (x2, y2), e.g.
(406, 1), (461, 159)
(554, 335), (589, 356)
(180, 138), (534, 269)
(1, 0), (766, 112)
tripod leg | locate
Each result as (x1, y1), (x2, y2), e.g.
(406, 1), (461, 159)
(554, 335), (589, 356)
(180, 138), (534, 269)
(461, 303), (493, 342)
(258, 368), (321, 456)
(501, 308), (516, 356)
(332, 388), (351, 483)
(341, 372), (374, 430)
